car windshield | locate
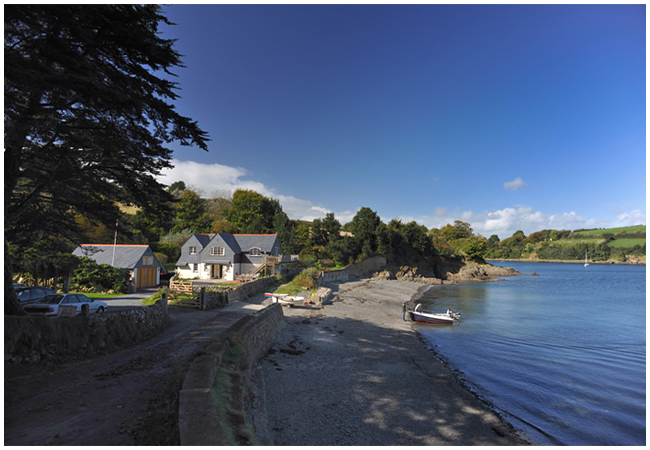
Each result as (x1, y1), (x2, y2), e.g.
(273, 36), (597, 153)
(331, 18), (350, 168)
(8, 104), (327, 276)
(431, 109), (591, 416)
(36, 294), (64, 304)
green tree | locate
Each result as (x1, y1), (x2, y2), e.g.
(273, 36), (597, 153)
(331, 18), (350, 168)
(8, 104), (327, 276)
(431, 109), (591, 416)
(225, 189), (283, 234)
(462, 235), (489, 262)
(321, 213), (342, 243)
(348, 207), (382, 256)
(173, 190), (210, 233)
(310, 218), (328, 247)
(4, 5), (208, 315)
(400, 221), (432, 256)
(273, 212), (296, 255)
(487, 234), (500, 248)
(440, 220), (474, 241)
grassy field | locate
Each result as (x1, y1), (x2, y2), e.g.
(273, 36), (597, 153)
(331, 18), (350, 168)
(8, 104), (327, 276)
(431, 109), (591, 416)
(562, 225), (646, 249)
(573, 225), (646, 236)
(607, 238), (645, 248)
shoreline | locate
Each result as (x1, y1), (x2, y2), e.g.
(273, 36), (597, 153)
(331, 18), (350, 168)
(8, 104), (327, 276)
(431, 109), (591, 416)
(258, 279), (531, 445)
(486, 258), (645, 265)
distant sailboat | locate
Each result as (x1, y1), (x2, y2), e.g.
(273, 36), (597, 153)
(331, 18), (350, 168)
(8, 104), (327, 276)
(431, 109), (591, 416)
(584, 250), (589, 267)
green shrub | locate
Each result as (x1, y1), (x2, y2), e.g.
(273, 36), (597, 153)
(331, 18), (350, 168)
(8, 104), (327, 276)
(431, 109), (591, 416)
(71, 257), (131, 293)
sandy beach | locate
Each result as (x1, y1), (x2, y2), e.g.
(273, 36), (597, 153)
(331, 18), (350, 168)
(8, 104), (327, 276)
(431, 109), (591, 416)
(257, 279), (530, 445)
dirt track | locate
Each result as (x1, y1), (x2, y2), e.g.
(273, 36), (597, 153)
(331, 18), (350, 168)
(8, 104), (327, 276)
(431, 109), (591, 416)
(4, 300), (264, 446)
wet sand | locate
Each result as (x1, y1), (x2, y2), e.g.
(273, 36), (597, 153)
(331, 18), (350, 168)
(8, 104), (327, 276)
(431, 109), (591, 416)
(257, 279), (531, 445)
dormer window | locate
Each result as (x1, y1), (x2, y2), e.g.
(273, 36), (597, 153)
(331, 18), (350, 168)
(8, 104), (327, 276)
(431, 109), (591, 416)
(211, 247), (225, 256)
(189, 246), (197, 255)
(250, 247), (261, 256)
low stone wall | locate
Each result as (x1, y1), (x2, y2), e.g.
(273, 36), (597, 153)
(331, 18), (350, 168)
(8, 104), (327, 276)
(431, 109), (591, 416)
(4, 298), (169, 364)
(319, 256), (387, 284)
(179, 303), (285, 446)
(202, 289), (228, 309)
(227, 276), (278, 304)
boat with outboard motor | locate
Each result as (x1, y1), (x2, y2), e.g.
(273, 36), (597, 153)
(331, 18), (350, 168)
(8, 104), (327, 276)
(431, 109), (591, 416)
(409, 303), (461, 324)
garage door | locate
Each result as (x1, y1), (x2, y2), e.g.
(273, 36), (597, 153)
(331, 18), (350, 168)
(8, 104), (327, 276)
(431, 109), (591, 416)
(136, 267), (157, 289)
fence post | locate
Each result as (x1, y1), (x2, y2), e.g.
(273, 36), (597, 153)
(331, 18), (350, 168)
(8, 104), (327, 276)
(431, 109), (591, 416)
(81, 303), (90, 317)
(162, 292), (168, 316)
(200, 287), (206, 310)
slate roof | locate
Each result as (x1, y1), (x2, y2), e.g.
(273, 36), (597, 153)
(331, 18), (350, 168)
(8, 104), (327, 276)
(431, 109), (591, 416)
(73, 244), (161, 270)
(231, 234), (279, 253)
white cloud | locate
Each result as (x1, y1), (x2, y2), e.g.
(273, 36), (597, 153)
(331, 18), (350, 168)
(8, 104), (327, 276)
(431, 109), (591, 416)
(159, 160), (645, 238)
(504, 177), (527, 191)
(158, 159), (349, 223)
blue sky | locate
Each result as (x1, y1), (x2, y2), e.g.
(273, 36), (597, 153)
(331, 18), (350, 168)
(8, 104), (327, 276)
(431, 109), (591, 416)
(156, 4), (646, 240)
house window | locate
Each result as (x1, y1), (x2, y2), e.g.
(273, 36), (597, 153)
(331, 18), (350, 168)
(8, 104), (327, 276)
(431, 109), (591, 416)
(189, 246), (197, 255)
(250, 247), (261, 256)
(192, 264), (198, 273)
(143, 256), (153, 266)
(211, 247), (225, 256)
(204, 264), (210, 272)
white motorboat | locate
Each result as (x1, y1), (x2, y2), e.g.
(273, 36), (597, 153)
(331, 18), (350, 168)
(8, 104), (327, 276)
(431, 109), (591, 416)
(409, 303), (460, 324)
(264, 292), (305, 304)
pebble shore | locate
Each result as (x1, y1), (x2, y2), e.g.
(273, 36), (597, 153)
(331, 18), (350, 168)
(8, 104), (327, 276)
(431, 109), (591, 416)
(257, 279), (531, 446)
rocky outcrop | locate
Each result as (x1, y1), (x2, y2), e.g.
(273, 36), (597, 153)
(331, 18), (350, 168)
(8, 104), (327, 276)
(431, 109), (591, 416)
(481, 264), (523, 277)
(369, 255), (522, 284)
(372, 266), (444, 284)
(427, 256), (523, 282)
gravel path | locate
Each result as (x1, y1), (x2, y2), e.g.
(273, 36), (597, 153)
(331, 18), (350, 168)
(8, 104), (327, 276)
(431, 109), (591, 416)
(4, 299), (266, 446)
(260, 279), (530, 446)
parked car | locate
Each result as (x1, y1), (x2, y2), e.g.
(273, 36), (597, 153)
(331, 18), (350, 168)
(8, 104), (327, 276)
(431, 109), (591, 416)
(15, 286), (57, 305)
(23, 293), (107, 316)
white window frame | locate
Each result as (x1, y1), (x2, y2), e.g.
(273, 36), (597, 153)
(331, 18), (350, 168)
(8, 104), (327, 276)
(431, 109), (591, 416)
(211, 246), (225, 256)
(189, 246), (197, 255)
(192, 263), (198, 273)
(250, 247), (262, 256)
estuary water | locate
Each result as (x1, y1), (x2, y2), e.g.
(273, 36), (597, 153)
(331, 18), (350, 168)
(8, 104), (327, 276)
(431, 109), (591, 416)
(415, 261), (646, 446)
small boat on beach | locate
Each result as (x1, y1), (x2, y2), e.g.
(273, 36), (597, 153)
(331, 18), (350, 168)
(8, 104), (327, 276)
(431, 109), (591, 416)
(264, 292), (305, 305)
(409, 303), (461, 324)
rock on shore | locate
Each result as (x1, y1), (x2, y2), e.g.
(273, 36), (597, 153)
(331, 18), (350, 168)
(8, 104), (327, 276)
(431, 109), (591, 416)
(258, 280), (530, 446)
(372, 257), (522, 284)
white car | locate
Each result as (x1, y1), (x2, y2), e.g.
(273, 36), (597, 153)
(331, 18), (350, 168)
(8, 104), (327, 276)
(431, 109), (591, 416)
(23, 293), (107, 316)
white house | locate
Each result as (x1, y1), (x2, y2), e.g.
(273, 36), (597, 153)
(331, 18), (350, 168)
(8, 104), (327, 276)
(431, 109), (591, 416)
(175, 233), (282, 281)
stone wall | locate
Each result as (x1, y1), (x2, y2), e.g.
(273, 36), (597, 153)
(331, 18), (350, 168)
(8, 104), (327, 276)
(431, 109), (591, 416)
(4, 298), (169, 364)
(179, 303), (285, 446)
(319, 256), (387, 284)
(227, 276), (278, 304)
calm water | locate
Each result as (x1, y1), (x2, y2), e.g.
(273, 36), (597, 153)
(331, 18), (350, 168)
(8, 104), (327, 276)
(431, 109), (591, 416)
(415, 262), (646, 446)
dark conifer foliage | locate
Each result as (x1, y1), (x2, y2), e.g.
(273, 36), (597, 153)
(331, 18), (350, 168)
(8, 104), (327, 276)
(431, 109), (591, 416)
(4, 5), (209, 314)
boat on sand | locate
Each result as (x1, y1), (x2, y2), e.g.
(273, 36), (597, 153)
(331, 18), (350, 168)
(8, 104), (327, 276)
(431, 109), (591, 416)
(264, 292), (306, 305)
(409, 303), (461, 324)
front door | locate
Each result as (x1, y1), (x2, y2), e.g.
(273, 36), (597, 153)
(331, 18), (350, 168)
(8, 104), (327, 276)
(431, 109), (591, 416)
(210, 264), (223, 279)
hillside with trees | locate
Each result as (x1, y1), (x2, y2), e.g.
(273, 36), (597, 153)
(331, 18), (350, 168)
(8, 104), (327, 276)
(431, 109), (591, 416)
(9, 175), (646, 295)
(484, 226), (646, 263)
